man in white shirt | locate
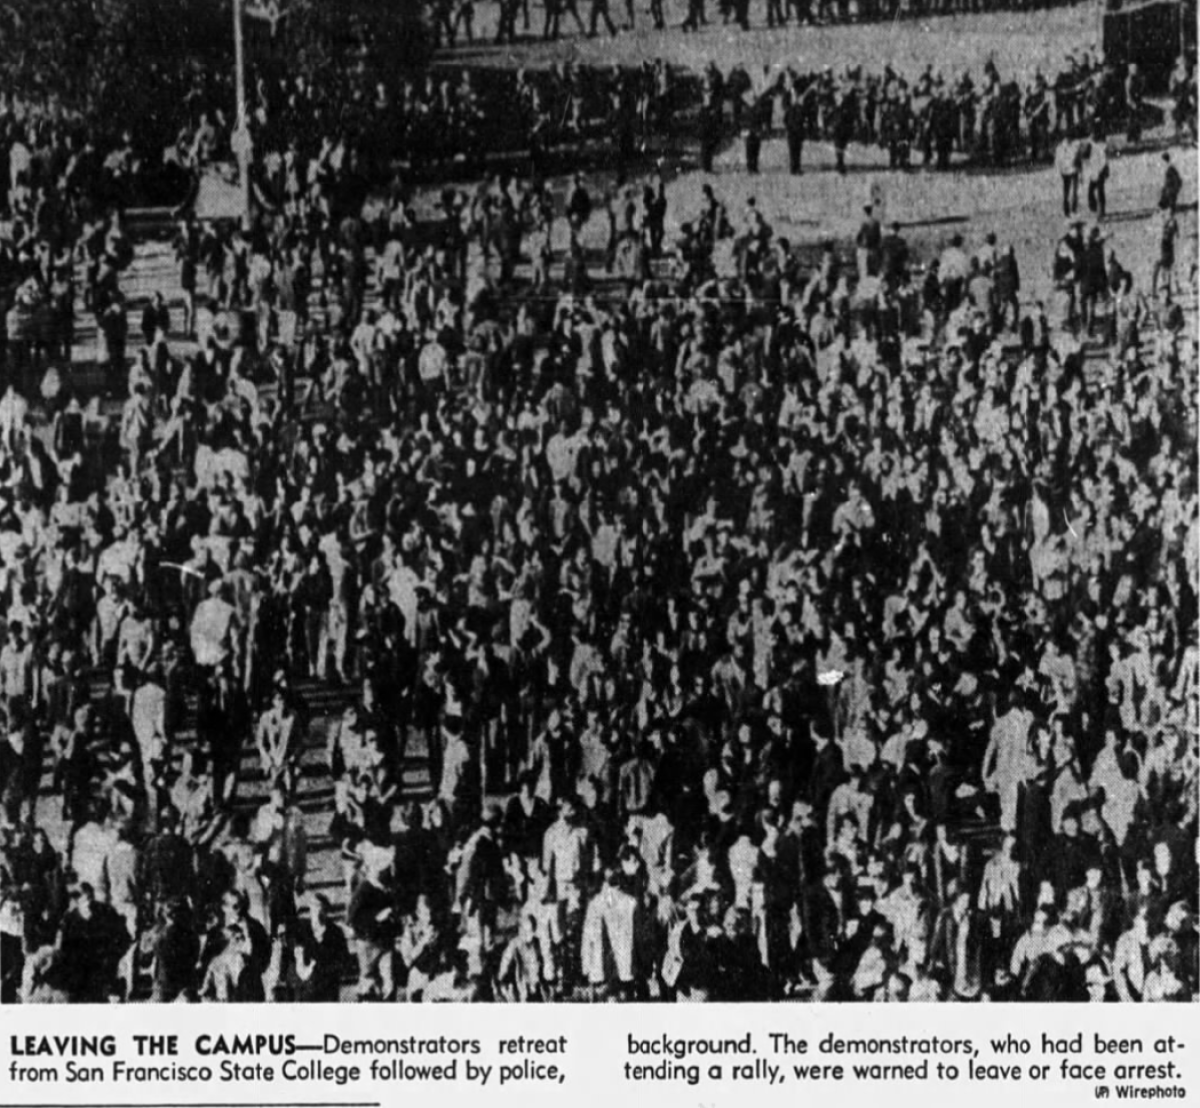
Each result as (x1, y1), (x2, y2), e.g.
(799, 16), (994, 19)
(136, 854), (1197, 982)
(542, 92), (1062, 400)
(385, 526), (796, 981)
(0, 621), (33, 710)
(1055, 134), (1081, 217)
(542, 796), (596, 991)
(1084, 130), (1110, 220)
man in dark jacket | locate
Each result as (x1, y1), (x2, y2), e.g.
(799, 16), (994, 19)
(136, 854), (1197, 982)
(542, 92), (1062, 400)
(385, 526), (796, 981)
(200, 889), (270, 1002)
(928, 883), (985, 1000)
(855, 204), (883, 278)
(292, 894), (352, 1002)
(807, 724), (845, 831)
(784, 83), (812, 175)
(460, 805), (508, 973)
(347, 846), (397, 999)
(57, 882), (131, 1001)
(1159, 152), (1182, 213)
(1078, 226), (1109, 335)
(880, 222), (909, 289)
(149, 896), (201, 1002)
(140, 806), (195, 910)
(713, 906), (770, 999)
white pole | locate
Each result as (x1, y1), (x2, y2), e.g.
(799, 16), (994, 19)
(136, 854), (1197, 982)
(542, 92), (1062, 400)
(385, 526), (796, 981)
(233, 0), (252, 231)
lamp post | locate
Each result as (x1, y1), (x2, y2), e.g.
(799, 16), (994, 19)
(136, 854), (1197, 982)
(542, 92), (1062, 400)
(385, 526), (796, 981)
(232, 0), (253, 231)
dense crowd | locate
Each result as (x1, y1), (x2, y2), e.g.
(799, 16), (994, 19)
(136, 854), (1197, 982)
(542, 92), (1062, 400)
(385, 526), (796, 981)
(209, 51), (1198, 186)
(427, 0), (1136, 45)
(4, 43), (1191, 226)
(215, 52), (1197, 181)
(0, 32), (1197, 1005)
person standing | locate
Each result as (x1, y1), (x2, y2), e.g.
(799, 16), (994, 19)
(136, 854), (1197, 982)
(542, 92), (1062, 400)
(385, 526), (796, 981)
(1079, 225), (1108, 335)
(458, 805), (507, 975)
(832, 89), (855, 175)
(1051, 221), (1083, 329)
(56, 883), (131, 1002)
(981, 686), (1034, 834)
(148, 897), (200, 1002)
(662, 892), (719, 1000)
(560, 0), (589, 34)
(200, 921), (263, 1002)
(197, 666), (249, 810)
(495, 0), (518, 40)
(1084, 130), (1110, 220)
(581, 865), (645, 1000)
(880, 221), (909, 289)
(927, 884), (985, 1001)
(542, 795), (596, 995)
(588, 0), (617, 35)
(1152, 207), (1180, 297)
(994, 243), (1021, 330)
(1169, 55), (1196, 143)
(174, 215), (200, 338)
(855, 204), (883, 279)
(1159, 152), (1183, 214)
(347, 846), (397, 1000)
(699, 98), (721, 173)
(1025, 73), (1051, 162)
(1124, 63), (1144, 144)
(1111, 904), (1152, 1002)
(255, 681), (301, 799)
(452, 0), (475, 42)
(0, 622), (34, 718)
(784, 82), (812, 175)
(292, 894), (351, 1002)
(743, 95), (765, 175)
(1055, 132), (1080, 217)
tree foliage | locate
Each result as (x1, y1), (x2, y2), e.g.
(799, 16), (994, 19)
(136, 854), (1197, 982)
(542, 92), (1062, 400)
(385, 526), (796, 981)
(257, 0), (433, 85)
(0, 0), (102, 107)
(1, 0), (431, 140)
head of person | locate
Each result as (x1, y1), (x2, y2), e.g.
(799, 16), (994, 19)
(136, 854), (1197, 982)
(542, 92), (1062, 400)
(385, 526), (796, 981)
(73, 882), (95, 917)
(306, 894), (331, 929)
(723, 905), (750, 941)
(222, 889), (249, 927)
(883, 970), (911, 1002)
(226, 922), (251, 958)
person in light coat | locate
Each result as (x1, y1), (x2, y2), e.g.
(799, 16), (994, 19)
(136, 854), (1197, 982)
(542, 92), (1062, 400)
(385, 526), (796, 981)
(581, 866), (647, 999)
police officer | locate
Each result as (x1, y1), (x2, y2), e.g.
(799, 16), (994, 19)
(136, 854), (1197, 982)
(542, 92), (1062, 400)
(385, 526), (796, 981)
(589, 0), (617, 37)
(682, 0), (708, 30)
(785, 80), (812, 175)
(1052, 219), (1083, 328)
(1124, 63), (1144, 144)
(832, 87), (855, 175)
(744, 94), (766, 174)
(1025, 73), (1051, 162)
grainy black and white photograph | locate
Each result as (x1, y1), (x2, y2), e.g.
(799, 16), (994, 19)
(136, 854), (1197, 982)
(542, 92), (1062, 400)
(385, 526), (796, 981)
(0, 0), (1195, 1006)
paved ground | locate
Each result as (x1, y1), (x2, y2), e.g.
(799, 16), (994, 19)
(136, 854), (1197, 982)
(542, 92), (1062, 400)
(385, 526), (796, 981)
(672, 135), (1198, 301)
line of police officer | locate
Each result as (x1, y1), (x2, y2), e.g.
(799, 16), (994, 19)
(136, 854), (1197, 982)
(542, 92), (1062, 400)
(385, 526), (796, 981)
(692, 52), (1191, 176)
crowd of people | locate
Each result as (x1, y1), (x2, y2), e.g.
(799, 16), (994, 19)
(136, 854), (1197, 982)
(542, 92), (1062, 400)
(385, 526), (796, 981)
(207, 52), (1197, 183)
(5, 39), (1192, 230)
(0, 19), (1197, 1006)
(429, 0), (1126, 45)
